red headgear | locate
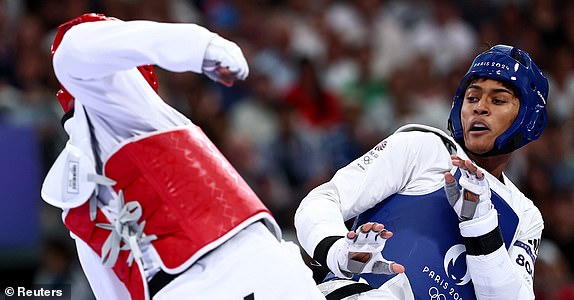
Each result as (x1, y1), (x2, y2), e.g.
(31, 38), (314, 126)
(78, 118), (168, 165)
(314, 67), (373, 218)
(52, 13), (159, 113)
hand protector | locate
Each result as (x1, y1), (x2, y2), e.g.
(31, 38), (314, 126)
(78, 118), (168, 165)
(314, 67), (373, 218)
(328, 224), (397, 278)
(202, 34), (249, 84)
(445, 166), (493, 221)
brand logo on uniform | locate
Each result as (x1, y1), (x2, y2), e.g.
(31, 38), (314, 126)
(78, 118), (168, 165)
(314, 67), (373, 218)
(428, 286), (447, 300)
(66, 160), (80, 194)
(444, 244), (471, 285)
(357, 141), (387, 170)
(422, 243), (470, 299)
(374, 141), (387, 151)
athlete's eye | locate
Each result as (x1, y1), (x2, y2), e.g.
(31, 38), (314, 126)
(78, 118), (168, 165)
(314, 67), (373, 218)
(466, 96), (479, 103)
(492, 98), (506, 104)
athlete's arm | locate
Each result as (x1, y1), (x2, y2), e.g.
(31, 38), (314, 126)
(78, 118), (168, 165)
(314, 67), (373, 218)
(52, 20), (215, 80)
(295, 131), (449, 273)
(51, 19), (249, 145)
(464, 202), (542, 299)
(444, 158), (540, 299)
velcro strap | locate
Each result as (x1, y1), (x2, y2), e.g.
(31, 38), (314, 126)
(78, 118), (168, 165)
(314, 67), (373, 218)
(346, 258), (367, 274)
(313, 236), (344, 268)
(462, 225), (503, 256)
(325, 282), (373, 300)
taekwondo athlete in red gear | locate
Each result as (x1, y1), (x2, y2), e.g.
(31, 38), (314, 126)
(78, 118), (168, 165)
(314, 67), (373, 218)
(295, 45), (548, 300)
(42, 13), (325, 300)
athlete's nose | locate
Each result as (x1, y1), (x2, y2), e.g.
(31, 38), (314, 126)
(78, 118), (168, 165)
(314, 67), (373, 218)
(473, 98), (489, 115)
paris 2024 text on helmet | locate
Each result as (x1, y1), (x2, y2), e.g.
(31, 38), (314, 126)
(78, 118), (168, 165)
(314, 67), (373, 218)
(448, 44), (549, 156)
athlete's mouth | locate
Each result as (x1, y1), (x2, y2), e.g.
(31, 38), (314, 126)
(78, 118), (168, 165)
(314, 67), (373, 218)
(469, 121), (489, 132)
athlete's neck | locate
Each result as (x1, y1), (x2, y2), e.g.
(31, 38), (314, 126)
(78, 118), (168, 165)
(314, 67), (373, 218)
(467, 152), (512, 182)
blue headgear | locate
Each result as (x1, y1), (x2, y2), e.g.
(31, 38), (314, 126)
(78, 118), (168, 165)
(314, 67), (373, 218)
(448, 45), (549, 156)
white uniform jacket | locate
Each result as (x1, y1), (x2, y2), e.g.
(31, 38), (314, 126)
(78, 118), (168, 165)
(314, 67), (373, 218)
(295, 124), (543, 300)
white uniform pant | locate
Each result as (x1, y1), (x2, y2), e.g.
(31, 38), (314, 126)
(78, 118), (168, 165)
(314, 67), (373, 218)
(154, 222), (325, 299)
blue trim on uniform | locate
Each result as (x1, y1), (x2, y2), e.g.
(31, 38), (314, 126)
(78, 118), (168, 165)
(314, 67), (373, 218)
(514, 240), (536, 263)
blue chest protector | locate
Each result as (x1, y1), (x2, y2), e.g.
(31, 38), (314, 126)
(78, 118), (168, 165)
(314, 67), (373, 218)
(324, 170), (519, 300)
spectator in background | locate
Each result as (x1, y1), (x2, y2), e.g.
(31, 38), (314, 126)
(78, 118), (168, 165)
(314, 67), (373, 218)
(404, 53), (452, 132)
(534, 238), (573, 300)
(2, 13), (63, 175)
(544, 182), (574, 273)
(546, 45), (574, 124)
(250, 11), (297, 92)
(323, 0), (414, 81)
(284, 57), (342, 129)
(410, 0), (477, 76)
(265, 102), (328, 218)
(34, 238), (94, 300)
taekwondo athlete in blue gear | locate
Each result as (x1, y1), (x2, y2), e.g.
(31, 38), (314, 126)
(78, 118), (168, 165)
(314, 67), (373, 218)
(295, 44), (548, 300)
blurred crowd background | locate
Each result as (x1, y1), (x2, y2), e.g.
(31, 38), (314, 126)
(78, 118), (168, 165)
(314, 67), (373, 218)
(1, 0), (574, 299)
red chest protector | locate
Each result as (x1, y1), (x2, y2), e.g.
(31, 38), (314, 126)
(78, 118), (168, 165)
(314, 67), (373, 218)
(64, 126), (278, 300)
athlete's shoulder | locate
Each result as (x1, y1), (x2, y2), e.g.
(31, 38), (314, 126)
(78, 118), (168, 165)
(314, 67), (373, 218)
(394, 123), (450, 136)
(502, 175), (544, 230)
(391, 123), (457, 154)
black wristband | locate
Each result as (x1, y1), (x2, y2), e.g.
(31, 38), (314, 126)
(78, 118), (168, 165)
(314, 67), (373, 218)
(313, 236), (344, 268)
(462, 225), (504, 256)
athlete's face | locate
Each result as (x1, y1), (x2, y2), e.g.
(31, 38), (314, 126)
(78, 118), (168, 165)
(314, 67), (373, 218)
(461, 79), (520, 154)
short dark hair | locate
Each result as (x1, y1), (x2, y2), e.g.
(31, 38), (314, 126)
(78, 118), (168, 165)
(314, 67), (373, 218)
(465, 76), (520, 99)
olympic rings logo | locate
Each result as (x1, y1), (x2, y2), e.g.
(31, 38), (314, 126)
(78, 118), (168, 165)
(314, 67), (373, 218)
(428, 287), (447, 300)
